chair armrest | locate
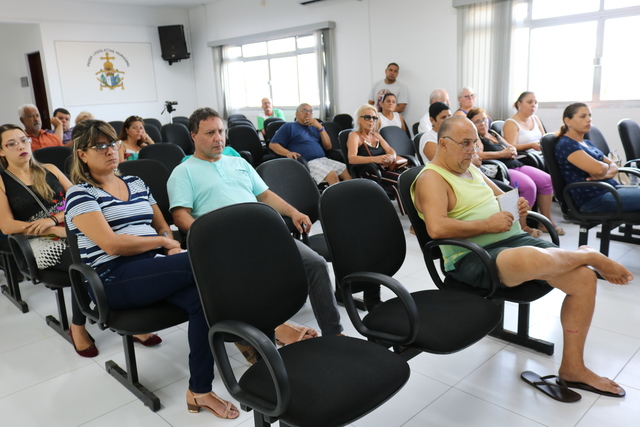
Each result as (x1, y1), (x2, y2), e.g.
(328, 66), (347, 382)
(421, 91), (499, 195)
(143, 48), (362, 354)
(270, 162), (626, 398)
(210, 319), (290, 418)
(351, 163), (382, 183)
(68, 263), (109, 325)
(526, 211), (560, 246)
(339, 272), (419, 346)
(424, 238), (500, 297)
(7, 234), (39, 283)
(618, 167), (640, 179)
(238, 150), (253, 165)
(518, 151), (544, 169)
(402, 154), (420, 167)
(623, 158), (640, 168)
(482, 160), (510, 182)
(564, 181), (623, 219)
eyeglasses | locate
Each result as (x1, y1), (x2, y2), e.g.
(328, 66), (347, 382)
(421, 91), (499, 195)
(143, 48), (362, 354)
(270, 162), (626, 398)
(300, 109), (313, 114)
(87, 140), (121, 154)
(360, 115), (379, 121)
(443, 135), (479, 152)
(3, 137), (32, 150)
(472, 118), (488, 125)
(462, 94), (476, 100)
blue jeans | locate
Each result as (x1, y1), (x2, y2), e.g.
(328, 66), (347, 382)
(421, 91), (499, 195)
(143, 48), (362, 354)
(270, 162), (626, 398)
(580, 187), (640, 213)
(97, 251), (214, 393)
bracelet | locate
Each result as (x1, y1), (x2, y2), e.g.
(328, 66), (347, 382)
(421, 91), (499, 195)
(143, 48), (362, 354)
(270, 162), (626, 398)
(319, 127), (325, 132)
(50, 215), (59, 226)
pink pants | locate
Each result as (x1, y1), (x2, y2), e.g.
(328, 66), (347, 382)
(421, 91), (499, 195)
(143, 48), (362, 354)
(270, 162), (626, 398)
(508, 166), (553, 206)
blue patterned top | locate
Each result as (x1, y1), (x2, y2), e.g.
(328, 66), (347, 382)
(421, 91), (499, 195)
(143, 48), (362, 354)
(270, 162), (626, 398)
(65, 175), (157, 268)
(555, 135), (619, 208)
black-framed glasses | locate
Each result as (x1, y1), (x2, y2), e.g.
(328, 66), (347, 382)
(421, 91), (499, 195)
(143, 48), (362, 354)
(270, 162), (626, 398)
(443, 135), (479, 152)
(300, 108), (313, 114)
(360, 115), (379, 121)
(88, 140), (121, 154)
(3, 137), (32, 150)
(472, 118), (488, 125)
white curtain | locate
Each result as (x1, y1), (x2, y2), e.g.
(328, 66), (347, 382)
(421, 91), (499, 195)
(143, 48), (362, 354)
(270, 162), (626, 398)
(456, 0), (515, 120)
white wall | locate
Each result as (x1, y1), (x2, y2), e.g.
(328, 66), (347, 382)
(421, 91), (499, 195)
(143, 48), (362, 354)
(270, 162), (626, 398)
(188, 0), (458, 127)
(0, 0), (198, 127)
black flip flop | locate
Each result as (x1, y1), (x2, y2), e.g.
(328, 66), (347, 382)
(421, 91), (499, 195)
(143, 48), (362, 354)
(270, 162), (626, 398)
(557, 378), (626, 398)
(521, 371), (582, 403)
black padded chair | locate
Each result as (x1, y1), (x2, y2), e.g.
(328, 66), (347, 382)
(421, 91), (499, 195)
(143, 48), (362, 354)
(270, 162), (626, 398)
(32, 146), (72, 176)
(320, 179), (503, 359)
(265, 121), (286, 147)
(108, 120), (123, 136)
(143, 118), (162, 132)
(256, 158), (330, 261)
(398, 166), (557, 355)
(8, 234), (73, 343)
(172, 116), (189, 127)
(228, 125), (276, 166)
(412, 122), (420, 137)
(262, 117), (284, 138)
(0, 237), (27, 312)
(117, 159), (174, 226)
(379, 126), (420, 167)
(490, 120), (504, 135)
(617, 118), (640, 168)
(585, 125), (610, 156)
(143, 124), (162, 143)
(66, 226), (188, 412)
(319, 121), (345, 163)
(227, 113), (247, 121)
(161, 123), (194, 155)
(332, 113), (353, 131)
(228, 118), (256, 129)
(412, 132), (425, 165)
(188, 202), (410, 427)
(138, 143), (185, 173)
(541, 133), (640, 255)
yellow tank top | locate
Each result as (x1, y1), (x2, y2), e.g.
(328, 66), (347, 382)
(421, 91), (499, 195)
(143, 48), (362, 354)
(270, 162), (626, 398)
(411, 164), (522, 270)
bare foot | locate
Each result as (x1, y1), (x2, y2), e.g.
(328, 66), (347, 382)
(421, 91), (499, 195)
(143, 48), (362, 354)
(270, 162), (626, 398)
(195, 392), (239, 419)
(70, 324), (93, 351)
(559, 366), (624, 395)
(577, 246), (634, 285)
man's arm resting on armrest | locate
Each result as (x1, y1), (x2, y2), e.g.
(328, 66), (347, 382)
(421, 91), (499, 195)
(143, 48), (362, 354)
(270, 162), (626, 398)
(257, 190), (311, 234)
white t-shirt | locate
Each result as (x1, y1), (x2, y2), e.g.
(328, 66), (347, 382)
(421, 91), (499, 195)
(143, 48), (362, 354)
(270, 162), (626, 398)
(418, 112), (432, 133)
(418, 129), (438, 164)
(379, 112), (403, 130)
(368, 80), (409, 106)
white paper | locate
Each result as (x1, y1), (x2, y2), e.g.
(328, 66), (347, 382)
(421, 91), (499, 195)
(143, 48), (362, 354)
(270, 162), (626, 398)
(496, 189), (520, 223)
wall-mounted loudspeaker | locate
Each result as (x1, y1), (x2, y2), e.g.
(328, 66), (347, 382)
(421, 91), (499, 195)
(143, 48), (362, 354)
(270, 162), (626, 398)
(158, 25), (191, 65)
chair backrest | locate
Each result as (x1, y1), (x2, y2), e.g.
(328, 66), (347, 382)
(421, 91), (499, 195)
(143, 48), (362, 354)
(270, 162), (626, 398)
(617, 118), (640, 163)
(321, 121), (342, 151)
(412, 122), (420, 137)
(490, 120), (504, 135)
(263, 117), (284, 133)
(138, 143), (185, 172)
(585, 125), (610, 156)
(108, 121), (123, 135)
(161, 123), (194, 155)
(117, 159), (173, 225)
(337, 129), (357, 175)
(143, 118), (162, 132)
(266, 120), (286, 142)
(397, 166), (435, 252)
(333, 113), (354, 131)
(32, 146), (72, 176)
(144, 123), (162, 143)
(256, 159), (320, 229)
(227, 125), (263, 164)
(228, 118), (255, 129)
(320, 179), (406, 281)
(540, 132), (572, 216)
(227, 114), (247, 121)
(172, 116), (189, 127)
(412, 133), (425, 165)
(380, 125), (416, 157)
(188, 203), (308, 333)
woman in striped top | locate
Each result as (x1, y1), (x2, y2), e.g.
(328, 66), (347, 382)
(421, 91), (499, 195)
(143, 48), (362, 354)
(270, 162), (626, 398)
(65, 120), (239, 420)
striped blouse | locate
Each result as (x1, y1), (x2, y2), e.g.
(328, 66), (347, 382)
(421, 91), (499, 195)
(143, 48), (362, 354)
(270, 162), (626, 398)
(65, 175), (158, 268)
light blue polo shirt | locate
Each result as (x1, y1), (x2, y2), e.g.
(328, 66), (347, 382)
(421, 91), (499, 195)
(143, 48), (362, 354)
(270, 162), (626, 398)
(168, 155), (268, 219)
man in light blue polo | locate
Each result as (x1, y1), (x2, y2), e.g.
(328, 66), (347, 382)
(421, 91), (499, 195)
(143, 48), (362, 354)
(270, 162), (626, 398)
(168, 107), (343, 338)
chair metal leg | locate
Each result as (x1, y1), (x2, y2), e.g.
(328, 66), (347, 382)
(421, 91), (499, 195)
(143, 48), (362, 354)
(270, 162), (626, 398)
(45, 287), (72, 344)
(105, 335), (161, 412)
(0, 253), (28, 313)
(489, 301), (554, 355)
(599, 224), (640, 248)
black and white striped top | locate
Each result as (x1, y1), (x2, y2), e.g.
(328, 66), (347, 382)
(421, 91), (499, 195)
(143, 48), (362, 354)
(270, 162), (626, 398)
(65, 175), (157, 268)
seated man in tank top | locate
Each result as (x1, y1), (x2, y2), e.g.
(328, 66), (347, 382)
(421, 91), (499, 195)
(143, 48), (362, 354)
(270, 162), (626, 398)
(411, 116), (632, 400)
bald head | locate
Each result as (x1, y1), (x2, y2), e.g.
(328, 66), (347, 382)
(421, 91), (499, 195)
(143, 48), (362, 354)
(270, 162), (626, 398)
(438, 115), (473, 141)
(430, 89), (450, 106)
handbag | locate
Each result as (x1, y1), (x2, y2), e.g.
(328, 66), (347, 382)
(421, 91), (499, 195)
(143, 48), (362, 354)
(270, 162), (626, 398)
(4, 169), (67, 269)
(362, 140), (408, 172)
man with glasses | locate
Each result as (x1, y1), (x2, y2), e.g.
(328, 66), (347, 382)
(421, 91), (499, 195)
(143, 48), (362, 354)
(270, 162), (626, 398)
(412, 115), (632, 399)
(18, 104), (64, 151)
(269, 103), (351, 185)
(367, 63), (408, 113)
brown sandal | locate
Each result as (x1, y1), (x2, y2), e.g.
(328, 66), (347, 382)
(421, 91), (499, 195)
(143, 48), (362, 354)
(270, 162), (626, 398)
(186, 389), (239, 419)
(274, 322), (318, 346)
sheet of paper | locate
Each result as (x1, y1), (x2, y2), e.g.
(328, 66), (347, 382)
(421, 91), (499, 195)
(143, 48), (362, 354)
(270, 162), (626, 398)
(496, 189), (520, 223)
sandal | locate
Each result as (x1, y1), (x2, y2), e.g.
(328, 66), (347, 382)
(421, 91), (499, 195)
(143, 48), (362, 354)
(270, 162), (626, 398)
(274, 322), (318, 346)
(234, 341), (259, 365)
(522, 226), (543, 238)
(186, 389), (239, 419)
(539, 224), (565, 236)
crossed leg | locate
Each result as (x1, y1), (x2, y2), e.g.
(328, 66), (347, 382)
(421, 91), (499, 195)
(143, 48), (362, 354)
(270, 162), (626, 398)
(496, 245), (633, 395)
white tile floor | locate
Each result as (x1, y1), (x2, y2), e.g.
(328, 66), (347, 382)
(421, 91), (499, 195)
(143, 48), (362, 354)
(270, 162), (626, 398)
(1, 202), (639, 427)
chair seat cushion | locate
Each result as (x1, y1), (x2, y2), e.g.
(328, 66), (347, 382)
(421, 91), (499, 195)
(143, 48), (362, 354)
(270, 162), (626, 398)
(239, 335), (409, 427)
(108, 301), (188, 335)
(363, 290), (503, 354)
(38, 269), (70, 289)
(443, 276), (553, 303)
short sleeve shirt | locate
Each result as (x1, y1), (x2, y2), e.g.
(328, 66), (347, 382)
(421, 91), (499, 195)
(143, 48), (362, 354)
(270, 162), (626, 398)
(269, 121), (326, 161)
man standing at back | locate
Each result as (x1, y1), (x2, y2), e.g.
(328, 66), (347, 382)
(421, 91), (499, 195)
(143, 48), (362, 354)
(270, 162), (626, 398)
(418, 88), (451, 133)
(18, 104), (63, 150)
(368, 63), (408, 113)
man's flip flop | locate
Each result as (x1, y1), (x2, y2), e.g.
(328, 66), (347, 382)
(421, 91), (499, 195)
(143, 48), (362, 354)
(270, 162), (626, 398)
(556, 378), (626, 398)
(520, 371), (582, 402)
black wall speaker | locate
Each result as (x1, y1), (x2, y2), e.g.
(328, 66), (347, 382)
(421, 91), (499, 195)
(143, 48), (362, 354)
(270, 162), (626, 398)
(158, 25), (191, 65)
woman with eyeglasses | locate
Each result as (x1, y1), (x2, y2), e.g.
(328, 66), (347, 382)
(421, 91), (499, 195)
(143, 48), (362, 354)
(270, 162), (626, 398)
(0, 124), (98, 357)
(503, 92), (546, 168)
(65, 120), (238, 419)
(117, 115), (154, 162)
(377, 92), (407, 133)
(453, 87), (476, 117)
(467, 108), (562, 236)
